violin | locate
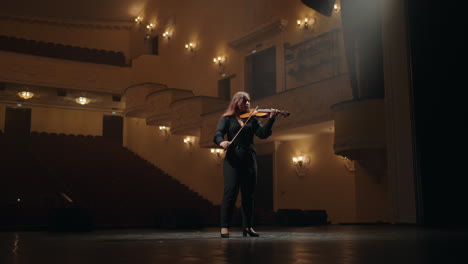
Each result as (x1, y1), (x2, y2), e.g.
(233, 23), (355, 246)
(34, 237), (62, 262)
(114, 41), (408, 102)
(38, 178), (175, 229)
(228, 106), (290, 147)
(239, 108), (290, 119)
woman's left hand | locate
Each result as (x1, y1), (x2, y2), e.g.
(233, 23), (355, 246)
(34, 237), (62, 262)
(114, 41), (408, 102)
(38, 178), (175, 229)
(269, 108), (280, 118)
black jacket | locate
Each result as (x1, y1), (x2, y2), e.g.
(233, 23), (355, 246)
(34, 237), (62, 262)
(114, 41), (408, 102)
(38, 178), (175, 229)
(213, 115), (275, 151)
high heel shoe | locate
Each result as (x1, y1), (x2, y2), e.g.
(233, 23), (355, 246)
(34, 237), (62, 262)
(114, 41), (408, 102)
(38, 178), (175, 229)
(242, 228), (260, 237)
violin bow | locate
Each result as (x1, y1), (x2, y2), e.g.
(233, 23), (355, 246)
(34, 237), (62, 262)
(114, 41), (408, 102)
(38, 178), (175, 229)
(228, 105), (259, 147)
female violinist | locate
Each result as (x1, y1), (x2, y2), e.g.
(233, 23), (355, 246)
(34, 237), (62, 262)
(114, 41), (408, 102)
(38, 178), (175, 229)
(213, 91), (280, 238)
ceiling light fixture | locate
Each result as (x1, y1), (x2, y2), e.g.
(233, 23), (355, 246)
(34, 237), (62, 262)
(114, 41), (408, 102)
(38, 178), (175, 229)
(18, 91), (34, 99)
(75, 96), (91, 105)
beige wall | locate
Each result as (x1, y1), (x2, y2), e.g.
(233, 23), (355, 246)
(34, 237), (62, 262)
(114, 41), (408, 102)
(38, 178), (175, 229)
(354, 162), (392, 222)
(0, 103), (104, 135)
(124, 117), (224, 204)
(275, 134), (357, 224)
(128, 0), (343, 96)
(0, 51), (132, 93)
(125, 116), (358, 224)
(0, 0), (409, 224)
(31, 105), (103, 135)
(0, 0), (344, 97)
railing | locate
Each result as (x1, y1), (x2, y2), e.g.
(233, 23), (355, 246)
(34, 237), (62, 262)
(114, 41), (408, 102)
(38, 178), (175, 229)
(284, 29), (344, 90)
(0, 35), (127, 66)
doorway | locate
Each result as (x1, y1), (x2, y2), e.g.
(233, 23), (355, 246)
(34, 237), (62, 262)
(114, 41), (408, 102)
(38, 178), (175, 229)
(102, 115), (123, 145)
(5, 107), (31, 137)
(256, 153), (273, 211)
(245, 47), (277, 100)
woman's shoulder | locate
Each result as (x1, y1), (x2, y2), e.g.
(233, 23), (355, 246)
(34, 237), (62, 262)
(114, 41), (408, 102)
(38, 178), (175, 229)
(217, 115), (233, 124)
(221, 115), (234, 120)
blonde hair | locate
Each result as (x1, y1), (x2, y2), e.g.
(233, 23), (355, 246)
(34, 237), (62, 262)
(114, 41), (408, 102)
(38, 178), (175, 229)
(222, 91), (250, 116)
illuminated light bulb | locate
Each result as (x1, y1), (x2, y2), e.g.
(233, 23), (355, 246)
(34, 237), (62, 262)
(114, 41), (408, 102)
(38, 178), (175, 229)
(18, 91), (34, 99)
(135, 16), (143, 23)
(75, 96), (90, 105)
(333, 3), (341, 13)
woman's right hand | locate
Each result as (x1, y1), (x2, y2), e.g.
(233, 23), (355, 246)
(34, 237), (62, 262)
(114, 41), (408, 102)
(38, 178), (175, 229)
(220, 141), (231, 150)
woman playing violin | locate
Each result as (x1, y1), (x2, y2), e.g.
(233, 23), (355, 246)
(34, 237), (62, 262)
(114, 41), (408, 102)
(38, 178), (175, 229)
(213, 91), (279, 238)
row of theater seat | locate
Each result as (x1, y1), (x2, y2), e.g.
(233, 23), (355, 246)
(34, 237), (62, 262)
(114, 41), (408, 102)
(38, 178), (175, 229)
(1, 132), (220, 228)
(1, 132), (301, 229)
(0, 35), (127, 66)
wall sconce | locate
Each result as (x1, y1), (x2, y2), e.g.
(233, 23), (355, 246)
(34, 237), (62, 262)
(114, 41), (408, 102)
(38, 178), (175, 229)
(296, 18), (316, 30)
(146, 23), (155, 31)
(292, 155), (310, 177)
(333, 3), (341, 14)
(75, 96), (91, 105)
(185, 42), (197, 52)
(144, 23), (156, 40)
(213, 56), (227, 74)
(159, 126), (171, 139)
(18, 91), (34, 99)
(183, 136), (195, 152)
(213, 56), (227, 66)
(134, 16), (143, 24)
(210, 148), (224, 165)
(162, 30), (173, 40)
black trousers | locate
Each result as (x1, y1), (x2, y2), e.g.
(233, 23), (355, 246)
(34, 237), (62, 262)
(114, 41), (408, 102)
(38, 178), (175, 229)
(220, 147), (257, 228)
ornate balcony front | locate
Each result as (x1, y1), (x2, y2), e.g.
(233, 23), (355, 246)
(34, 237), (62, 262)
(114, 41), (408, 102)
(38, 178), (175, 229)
(199, 75), (352, 147)
(145, 88), (194, 127)
(124, 83), (166, 118)
(332, 98), (387, 174)
(0, 51), (130, 93)
(170, 96), (228, 137)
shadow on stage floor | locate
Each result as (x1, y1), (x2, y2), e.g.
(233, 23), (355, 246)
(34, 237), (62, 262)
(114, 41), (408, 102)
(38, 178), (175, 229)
(1, 225), (467, 264)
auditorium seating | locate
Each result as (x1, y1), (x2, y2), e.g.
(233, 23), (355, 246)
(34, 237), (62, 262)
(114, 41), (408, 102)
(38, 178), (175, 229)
(1, 132), (321, 230)
(1, 132), (219, 230)
(0, 35), (127, 67)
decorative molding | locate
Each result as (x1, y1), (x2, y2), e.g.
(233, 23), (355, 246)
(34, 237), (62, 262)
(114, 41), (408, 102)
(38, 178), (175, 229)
(124, 105), (146, 118)
(0, 51), (131, 94)
(0, 14), (133, 30)
(124, 83), (166, 118)
(228, 18), (288, 49)
(284, 29), (344, 90)
(123, 82), (168, 95)
(145, 88), (194, 126)
(331, 98), (386, 160)
(342, 157), (356, 172)
(0, 36), (127, 66)
(0, 100), (124, 114)
(0, 82), (124, 113)
(198, 75), (352, 147)
(199, 111), (225, 148)
(170, 96), (227, 137)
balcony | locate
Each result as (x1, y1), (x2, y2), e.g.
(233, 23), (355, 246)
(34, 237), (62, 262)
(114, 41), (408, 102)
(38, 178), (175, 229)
(145, 88), (194, 127)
